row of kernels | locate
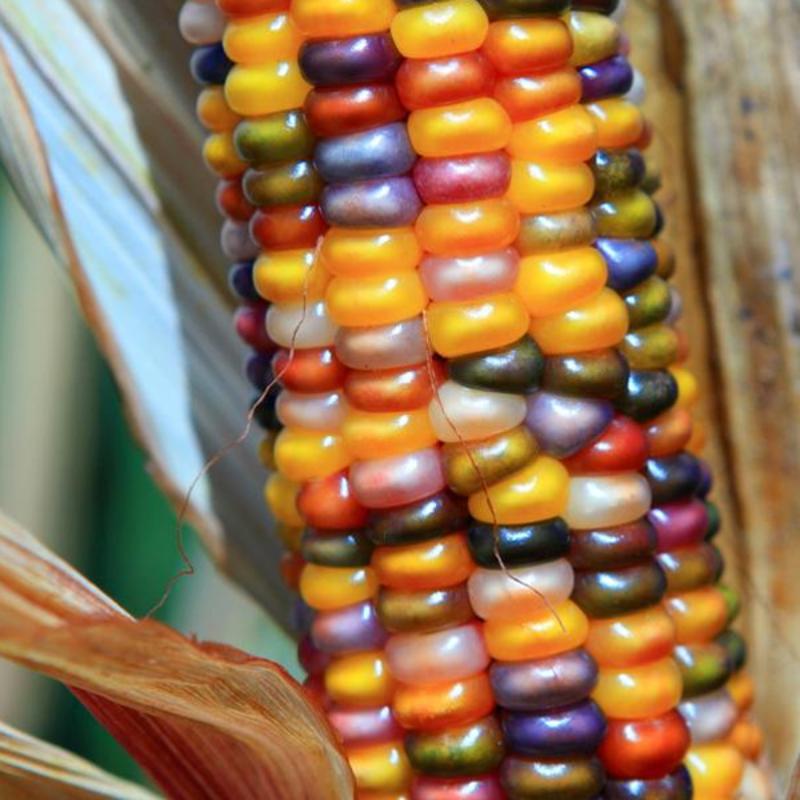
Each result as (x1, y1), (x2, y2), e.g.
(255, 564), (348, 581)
(386, 3), (508, 794)
(568, 4), (697, 795)
(182, 2), (291, 523)
(574, 4), (759, 799)
(611, 29), (757, 800)
(210, 1), (337, 705)
(289, 2), (417, 797)
(460, 4), (605, 798)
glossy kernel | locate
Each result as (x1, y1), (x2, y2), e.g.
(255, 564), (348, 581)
(223, 12), (302, 65)
(203, 132), (246, 178)
(225, 61), (310, 116)
(234, 111), (314, 168)
(593, 657), (683, 720)
(468, 517), (570, 569)
(377, 585), (474, 635)
(386, 623), (490, 686)
(217, 179), (255, 221)
(448, 337), (544, 395)
(585, 605), (676, 668)
(484, 600), (589, 661)
(196, 87), (240, 132)
(274, 428), (351, 482)
(421, 249), (519, 304)
(507, 107), (598, 164)
(345, 363), (443, 413)
(468, 456), (570, 525)
(273, 347), (347, 393)
(405, 717), (505, 778)
(320, 227), (421, 278)
(428, 381), (525, 442)
(490, 649), (599, 713)
(427, 294), (530, 358)
(571, 562), (667, 619)
(351, 447), (446, 510)
(243, 161), (321, 208)
(394, 673), (495, 732)
(567, 11), (620, 68)
(468, 558), (574, 621)
(343, 408), (437, 460)
(592, 190), (657, 240)
(396, 52), (495, 112)
(250, 203), (326, 250)
(290, 0), (396, 37)
(514, 247), (607, 318)
(265, 473), (303, 527)
(500, 754), (605, 800)
(327, 273), (427, 327)
(515, 209), (595, 255)
(266, 299), (333, 349)
(620, 324), (680, 370)
(254, 248), (328, 303)
(665, 587), (729, 644)
(483, 19), (572, 74)
(408, 99), (512, 159)
(586, 98), (644, 149)
(443, 425), (538, 496)
(528, 288), (629, 355)
(502, 700), (606, 757)
(367, 489), (468, 547)
(392, 0), (490, 60)
(349, 741), (413, 794)
(561, 415), (648, 474)
(305, 84), (405, 138)
(299, 564), (378, 611)
(507, 161), (595, 215)
(324, 650), (394, 707)
(599, 712), (690, 780)
(372, 533), (474, 591)
(685, 744), (745, 799)
(414, 153), (511, 205)
(494, 69), (582, 122)
(644, 409), (693, 459)
(565, 474), (652, 530)
(416, 199), (520, 256)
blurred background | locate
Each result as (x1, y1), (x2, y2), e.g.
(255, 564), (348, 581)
(0, 170), (300, 783)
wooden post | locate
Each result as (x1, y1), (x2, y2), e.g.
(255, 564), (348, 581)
(628, 0), (800, 784)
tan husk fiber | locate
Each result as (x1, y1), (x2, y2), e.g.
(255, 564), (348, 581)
(0, 511), (354, 800)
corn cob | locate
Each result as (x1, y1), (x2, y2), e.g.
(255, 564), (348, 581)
(182, 2), (769, 798)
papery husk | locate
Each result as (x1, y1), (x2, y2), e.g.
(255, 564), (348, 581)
(0, 0), (289, 625)
(0, 721), (161, 800)
(0, 511), (354, 800)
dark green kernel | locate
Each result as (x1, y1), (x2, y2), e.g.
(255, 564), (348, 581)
(301, 530), (373, 567)
(405, 716), (505, 778)
(571, 561), (667, 618)
(234, 111), (314, 167)
(449, 337), (544, 395)
(543, 348), (629, 401)
(469, 518), (571, 569)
